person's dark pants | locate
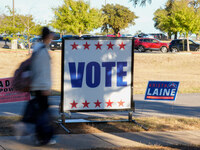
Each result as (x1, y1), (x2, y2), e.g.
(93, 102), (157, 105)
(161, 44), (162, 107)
(34, 91), (54, 144)
(23, 91), (54, 145)
(34, 91), (49, 112)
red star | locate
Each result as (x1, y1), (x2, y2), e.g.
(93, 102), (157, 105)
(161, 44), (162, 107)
(83, 42), (90, 50)
(70, 100), (78, 108)
(94, 99), (102, 108)
(107, 42), (114, 50)
(71, 42), (78, 50)
(119, 42), (126, 50)
(118, 100), (125, 107)
(82, 100), (90, 108)
(95, 42), (102, 50)
(106, 99), (113, 107)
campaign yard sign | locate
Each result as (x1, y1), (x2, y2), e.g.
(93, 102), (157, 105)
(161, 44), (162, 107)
(145, 81), (179, 101)
(0, 77), (30, 103)
(62, 38), (134, 111)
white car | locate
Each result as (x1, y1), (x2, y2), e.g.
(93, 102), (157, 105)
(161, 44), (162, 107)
(134, 33), (154, 38)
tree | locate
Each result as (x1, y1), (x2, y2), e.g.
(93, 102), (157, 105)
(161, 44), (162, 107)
(0, 15), (4, 33)
(0, 7), (41, 36)
(19, 15), (42, 52)
(0, 7), (42, 52)
(153, 0), (200, 51)
(153, 0), (177, 39)
(101, 4), (138, 36)
(171, 0), (200, 51)
(51, 0), (103, 36)
(0, 14), (24, 35)
(189, 0), (200, 40)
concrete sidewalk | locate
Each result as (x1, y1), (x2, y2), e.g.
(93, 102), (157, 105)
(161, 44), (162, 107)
(0, 130), (200, 150)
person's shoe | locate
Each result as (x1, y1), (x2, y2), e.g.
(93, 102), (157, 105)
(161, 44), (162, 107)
(34, 139), (42, 146)
(33, 137), (56, 146)
(48, 138), (56, 145)
(14, 122), (26, 140)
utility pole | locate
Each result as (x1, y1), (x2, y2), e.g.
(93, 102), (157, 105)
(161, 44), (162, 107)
(13, 0), (15, 27)
(88, 0), (90, 8)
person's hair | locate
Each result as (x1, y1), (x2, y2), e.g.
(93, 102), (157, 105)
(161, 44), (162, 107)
(41, 27), (52, 40)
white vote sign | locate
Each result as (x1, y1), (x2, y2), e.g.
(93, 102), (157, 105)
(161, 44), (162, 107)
(62, 38), (133, 111)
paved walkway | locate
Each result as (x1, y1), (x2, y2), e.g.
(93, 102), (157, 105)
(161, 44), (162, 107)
(0, 130), (200, 150)
(1, 94), (200, 118)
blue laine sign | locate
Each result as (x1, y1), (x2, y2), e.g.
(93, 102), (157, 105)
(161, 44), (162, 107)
(145, 81), (179, 101)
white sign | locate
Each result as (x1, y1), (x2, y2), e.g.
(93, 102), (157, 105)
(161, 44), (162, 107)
(62, 38), (133, 111)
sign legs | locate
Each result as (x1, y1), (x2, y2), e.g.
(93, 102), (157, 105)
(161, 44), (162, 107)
(128, 111), (148, 131)
(60, 113), (71, 134)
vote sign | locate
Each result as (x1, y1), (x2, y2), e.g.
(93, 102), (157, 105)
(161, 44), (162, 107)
(145, 81), (179, 101)
(62, 38), (133, 111)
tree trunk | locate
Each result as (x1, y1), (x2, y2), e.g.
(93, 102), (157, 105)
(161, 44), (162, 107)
(113, 29), (119, 37)
(79, 31), (82, 37)
(168, 32), (172, 40)
(196, 33), (199, 40)
(28, 36), (31, 54)
(186, 35), (190, 52)
(174, 32), (177, 39)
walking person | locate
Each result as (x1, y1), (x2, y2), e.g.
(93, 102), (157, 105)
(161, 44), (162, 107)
(29, 26), (55, 145)
(14, 27), (56, 146)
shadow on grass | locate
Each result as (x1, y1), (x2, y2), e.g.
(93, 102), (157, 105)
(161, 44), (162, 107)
(0, 116), (21, 136)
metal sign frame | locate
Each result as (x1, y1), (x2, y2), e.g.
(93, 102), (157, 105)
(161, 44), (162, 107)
(58, 37), (149, 133)
(60, 37), (135, 113)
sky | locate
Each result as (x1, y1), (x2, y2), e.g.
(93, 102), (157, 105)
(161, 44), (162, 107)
(0, 0), (168, 35)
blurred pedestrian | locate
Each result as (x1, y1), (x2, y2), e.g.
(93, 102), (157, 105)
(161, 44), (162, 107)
(30, 26), (55, 145)
(15, 27), (56, 146)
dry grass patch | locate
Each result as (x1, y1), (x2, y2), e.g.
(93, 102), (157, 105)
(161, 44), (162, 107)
(0, 49), (200, 94)
(63, 117), (200, 134)
(0, 116), (21, 136)
(134, 53), (200, 94)
(134, 117), (200, 132)
(1, 116), (200, 136)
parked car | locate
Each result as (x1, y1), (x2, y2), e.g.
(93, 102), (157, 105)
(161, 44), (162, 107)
(53, 33), (61, 40)
(169, 39), (200, 52)
(50, 39), (62, 50)
(17, 38), (29, 49)
(121, 34), (133, 37)
(0, 36), (11, 49)
(134, 38), (169, 53)
(149, 33), (168, 40)
(30, 36), (42, 48)
(106, 33), (122, 37)
(50, 35), (79, 50)
(81, 35), (104, 38)
(134, 33), (154, 38)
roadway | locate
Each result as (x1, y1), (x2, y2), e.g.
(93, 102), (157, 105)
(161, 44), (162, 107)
(0, 94), (199, 118)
